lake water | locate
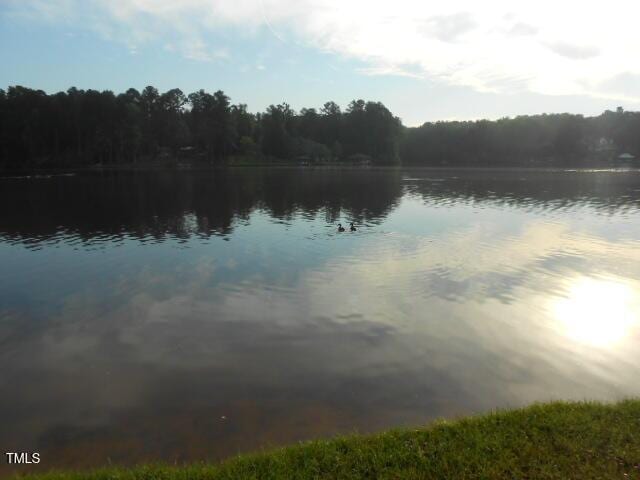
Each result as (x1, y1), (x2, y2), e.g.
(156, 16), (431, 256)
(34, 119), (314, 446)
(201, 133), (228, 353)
(1, 167), (640, 474)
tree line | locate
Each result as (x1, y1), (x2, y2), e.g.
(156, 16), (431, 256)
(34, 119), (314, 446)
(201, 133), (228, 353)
(0, 85), (638, 170)
(403, 108), (640, 166)
(0, 86), (401, 169)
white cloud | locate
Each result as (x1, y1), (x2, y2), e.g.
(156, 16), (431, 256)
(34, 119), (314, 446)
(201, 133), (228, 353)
(506, 22), (538, 37)
(8, 0), (640, 101)
(182, 39), (229, 62)
(546, 41), (600, 60)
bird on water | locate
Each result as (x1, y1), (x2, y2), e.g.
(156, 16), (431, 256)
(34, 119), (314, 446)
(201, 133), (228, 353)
(337, 223), (345, 232)
(350, 222), (357, 232)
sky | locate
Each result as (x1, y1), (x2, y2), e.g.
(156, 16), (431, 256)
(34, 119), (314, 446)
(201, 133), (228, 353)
(1, 0), (640, 126)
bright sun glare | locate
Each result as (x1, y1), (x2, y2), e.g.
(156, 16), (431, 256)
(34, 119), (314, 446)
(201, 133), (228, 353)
(551, 277), (640, 348)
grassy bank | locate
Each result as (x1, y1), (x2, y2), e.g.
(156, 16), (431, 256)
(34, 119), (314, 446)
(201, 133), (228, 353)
(15, 400), (640, 480)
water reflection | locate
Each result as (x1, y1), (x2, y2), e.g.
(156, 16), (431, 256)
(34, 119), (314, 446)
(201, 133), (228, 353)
(1, 168), (640, 475)
(0, 169), (404, 245)
(550, 276), (640, 348)
(1, 168), (639, 247)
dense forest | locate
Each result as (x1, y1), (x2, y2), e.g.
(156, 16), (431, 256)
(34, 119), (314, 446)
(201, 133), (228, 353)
(0, 85), (639, 170)
(403, 108), (640, 167)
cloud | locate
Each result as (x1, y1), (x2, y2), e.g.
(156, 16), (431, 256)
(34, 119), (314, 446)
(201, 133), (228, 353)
(357, 64), (423, 79)
(507, 22), (538, 36)
(598, 72), (640, 99)
(421, 12), (477, 43)
(182, 40), (230, 62)
(7, 0), (640, 101)
(547, 41), (600, 60)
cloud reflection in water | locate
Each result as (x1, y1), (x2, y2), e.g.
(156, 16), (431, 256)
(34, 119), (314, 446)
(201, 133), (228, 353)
(1, 169), (640, 474)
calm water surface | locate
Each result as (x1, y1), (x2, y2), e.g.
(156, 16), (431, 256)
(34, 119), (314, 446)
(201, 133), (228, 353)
(1, 168), (640, 474)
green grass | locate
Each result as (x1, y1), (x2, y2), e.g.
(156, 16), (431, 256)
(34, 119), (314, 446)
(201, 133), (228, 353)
(15, 400), (640, 480)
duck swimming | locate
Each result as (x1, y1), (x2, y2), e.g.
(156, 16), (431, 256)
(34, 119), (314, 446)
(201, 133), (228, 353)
(350, 222), (356, 232)
(337, 223), (345, 232)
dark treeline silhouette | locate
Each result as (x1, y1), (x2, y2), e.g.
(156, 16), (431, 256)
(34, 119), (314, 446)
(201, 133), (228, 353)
(1, 85), (639, 170)
(402, 108), (640, 166)
(0, 86), (401, 169)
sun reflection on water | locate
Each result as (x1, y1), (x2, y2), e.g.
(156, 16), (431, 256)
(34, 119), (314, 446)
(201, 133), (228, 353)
(551, 276), (640, 348)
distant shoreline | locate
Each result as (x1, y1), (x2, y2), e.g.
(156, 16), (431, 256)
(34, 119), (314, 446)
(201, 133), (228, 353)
(2, 160), (638, 177)
(4, 86), (638, 173)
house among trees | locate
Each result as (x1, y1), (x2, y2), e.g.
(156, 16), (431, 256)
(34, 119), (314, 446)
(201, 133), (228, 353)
(346, 153), (372, 165)
(616, 152), (636, 165)
(595, 137), (616, 153)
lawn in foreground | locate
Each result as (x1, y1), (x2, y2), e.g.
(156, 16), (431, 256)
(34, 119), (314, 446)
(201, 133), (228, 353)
(15, 400), (640, 480)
